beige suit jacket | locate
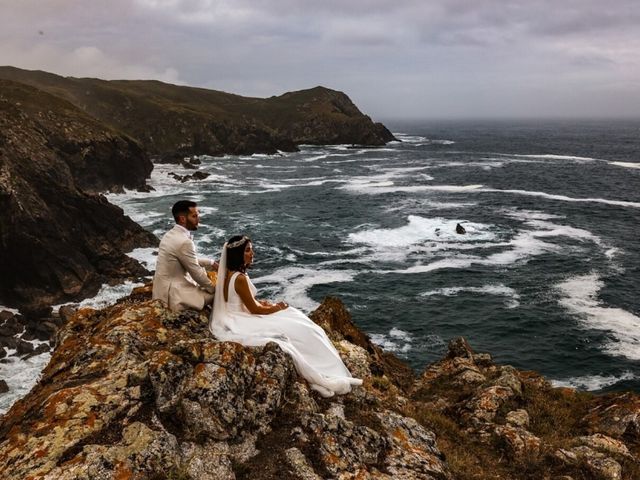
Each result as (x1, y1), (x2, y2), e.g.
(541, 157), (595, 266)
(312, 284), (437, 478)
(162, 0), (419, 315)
(152, 225), (215, 311)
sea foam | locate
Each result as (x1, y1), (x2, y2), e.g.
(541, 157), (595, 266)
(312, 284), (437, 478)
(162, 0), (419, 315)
(347, 215), (496, 249)
(389, 216), (603, 274)
(610, 161), (640, 169)
(370, 327), (414, 354)
(0, 305), (20, 315)
(420, 284), (520, 308)
(479, 188), (640, 209)
(54, 280), (144, 311)
(557, 273), (640, 360)
(0, 351), (52, 414)
(341, 183), (484, 194)
(552, 371), (638, 391)
(507, 154), (599, 162)
(252, 267), (356, 313)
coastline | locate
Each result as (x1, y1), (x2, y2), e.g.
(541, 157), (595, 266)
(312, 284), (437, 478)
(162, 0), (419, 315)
(1, 292), (638, 479)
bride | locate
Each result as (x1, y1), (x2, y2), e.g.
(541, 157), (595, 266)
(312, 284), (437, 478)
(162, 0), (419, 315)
(209, 235), (362, 397)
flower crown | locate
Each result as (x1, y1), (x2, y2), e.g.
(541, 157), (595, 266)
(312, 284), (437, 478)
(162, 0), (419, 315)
(226, 236), (250, 249)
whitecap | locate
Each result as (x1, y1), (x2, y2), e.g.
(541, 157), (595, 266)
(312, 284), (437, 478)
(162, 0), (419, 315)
(505, 153), (599, 162)
(393, 133), (428, 143)
(390, 217), (604, 274)
(54, 280), (144, 312)
(0, 351), (52, 414)
(370, 327), (414, 354)
(348, 215), (497, 249)
(297, 153), (332, 162)
(610, 161), (640, 169)
(502, 209), (564, 222)
(385, 199), (477, 213)
(341, 183), (483, 194)
(127, 247), (158, 272)
(393, 134), (455, 146)
(557, 273), (640, 360)
(0, 305), (20, 315)
(421, 284), (520, 308)
(252, 267), (356, 313)
(198, 206), (219, 214)
(479, 188), (640, 209)
(434, 161), (504, 169)
(551, 371), (638, 391)
(605, 248), (620, 259)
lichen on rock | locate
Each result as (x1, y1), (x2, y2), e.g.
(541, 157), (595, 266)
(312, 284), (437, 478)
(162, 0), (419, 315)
(0, 292), (638, 479)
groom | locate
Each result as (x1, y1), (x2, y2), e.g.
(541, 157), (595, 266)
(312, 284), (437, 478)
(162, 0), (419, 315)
(152, 200), (218, 311)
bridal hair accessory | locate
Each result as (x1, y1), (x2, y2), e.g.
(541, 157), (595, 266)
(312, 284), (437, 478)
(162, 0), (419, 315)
(226, 236), (250, 249)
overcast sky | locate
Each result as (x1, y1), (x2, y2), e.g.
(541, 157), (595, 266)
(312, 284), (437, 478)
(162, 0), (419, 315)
(1, 0), (639, 120)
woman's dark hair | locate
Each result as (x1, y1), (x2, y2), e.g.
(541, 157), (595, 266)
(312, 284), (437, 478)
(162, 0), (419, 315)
(226, 235), (251, 272)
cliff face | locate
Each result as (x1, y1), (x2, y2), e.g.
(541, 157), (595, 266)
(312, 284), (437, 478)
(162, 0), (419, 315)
(0, 293), (638, 480)
(0, 79), (158, 314)
(0, 67), (395, 312)
(0, 67), (396, 160)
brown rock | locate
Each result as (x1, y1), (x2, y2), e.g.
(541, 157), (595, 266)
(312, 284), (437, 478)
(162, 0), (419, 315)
(447, 337), (475, 359)
(576, 433), (632, 458)
(495, 424), (541, 459)
(505, 409), (530, 428)
(582, 393), (640, 441)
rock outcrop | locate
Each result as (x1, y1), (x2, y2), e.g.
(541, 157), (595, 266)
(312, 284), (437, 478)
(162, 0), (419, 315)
(0, 67), (395, 313)
(0, 292), (449, 480)
(0, 79), (158, 314)
(0, 67), (396, 161)
(0, 292), (638, 479)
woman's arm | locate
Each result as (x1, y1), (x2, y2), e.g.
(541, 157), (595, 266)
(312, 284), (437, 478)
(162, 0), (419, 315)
(235, 275), (287, 315)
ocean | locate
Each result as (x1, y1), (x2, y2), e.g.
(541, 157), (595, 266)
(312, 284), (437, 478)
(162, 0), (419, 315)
(2, 119), (639, 413)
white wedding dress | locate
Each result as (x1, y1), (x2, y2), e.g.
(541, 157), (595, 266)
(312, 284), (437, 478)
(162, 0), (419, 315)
(209, 244), (362, 397)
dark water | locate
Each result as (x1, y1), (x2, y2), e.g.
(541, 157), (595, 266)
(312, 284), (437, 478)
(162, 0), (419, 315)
(112, 119), (640, 393)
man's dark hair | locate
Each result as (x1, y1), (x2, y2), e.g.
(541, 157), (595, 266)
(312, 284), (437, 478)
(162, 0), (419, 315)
(226, 235), (251, 272)
(172, 200), (197, 223)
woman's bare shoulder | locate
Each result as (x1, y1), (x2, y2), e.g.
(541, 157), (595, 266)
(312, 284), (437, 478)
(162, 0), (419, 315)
(233, 272), (249, 288)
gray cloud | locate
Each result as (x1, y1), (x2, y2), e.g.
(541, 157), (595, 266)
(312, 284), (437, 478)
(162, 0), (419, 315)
(1, 0), (639, 118)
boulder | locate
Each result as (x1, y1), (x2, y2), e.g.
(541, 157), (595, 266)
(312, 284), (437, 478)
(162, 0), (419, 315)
(582, 393), (640, 441)
(576, 433), (632, 459)
(494, 424), (541, 460)
(505, 409), (530, 428)
(555, 446), (623, 480)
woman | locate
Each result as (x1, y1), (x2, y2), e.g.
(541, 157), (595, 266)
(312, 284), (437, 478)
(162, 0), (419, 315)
(209, 235), (362, 397)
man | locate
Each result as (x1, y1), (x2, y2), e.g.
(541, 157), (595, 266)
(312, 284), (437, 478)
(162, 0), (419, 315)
(152, 200), (218, 311)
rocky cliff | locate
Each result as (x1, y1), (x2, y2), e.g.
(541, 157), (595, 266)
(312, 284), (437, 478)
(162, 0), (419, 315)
(0, 79), (158, 314)
(0, 67), (396, 160)
(0, 292), (637, 480)
(0, 67), (395, 313)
